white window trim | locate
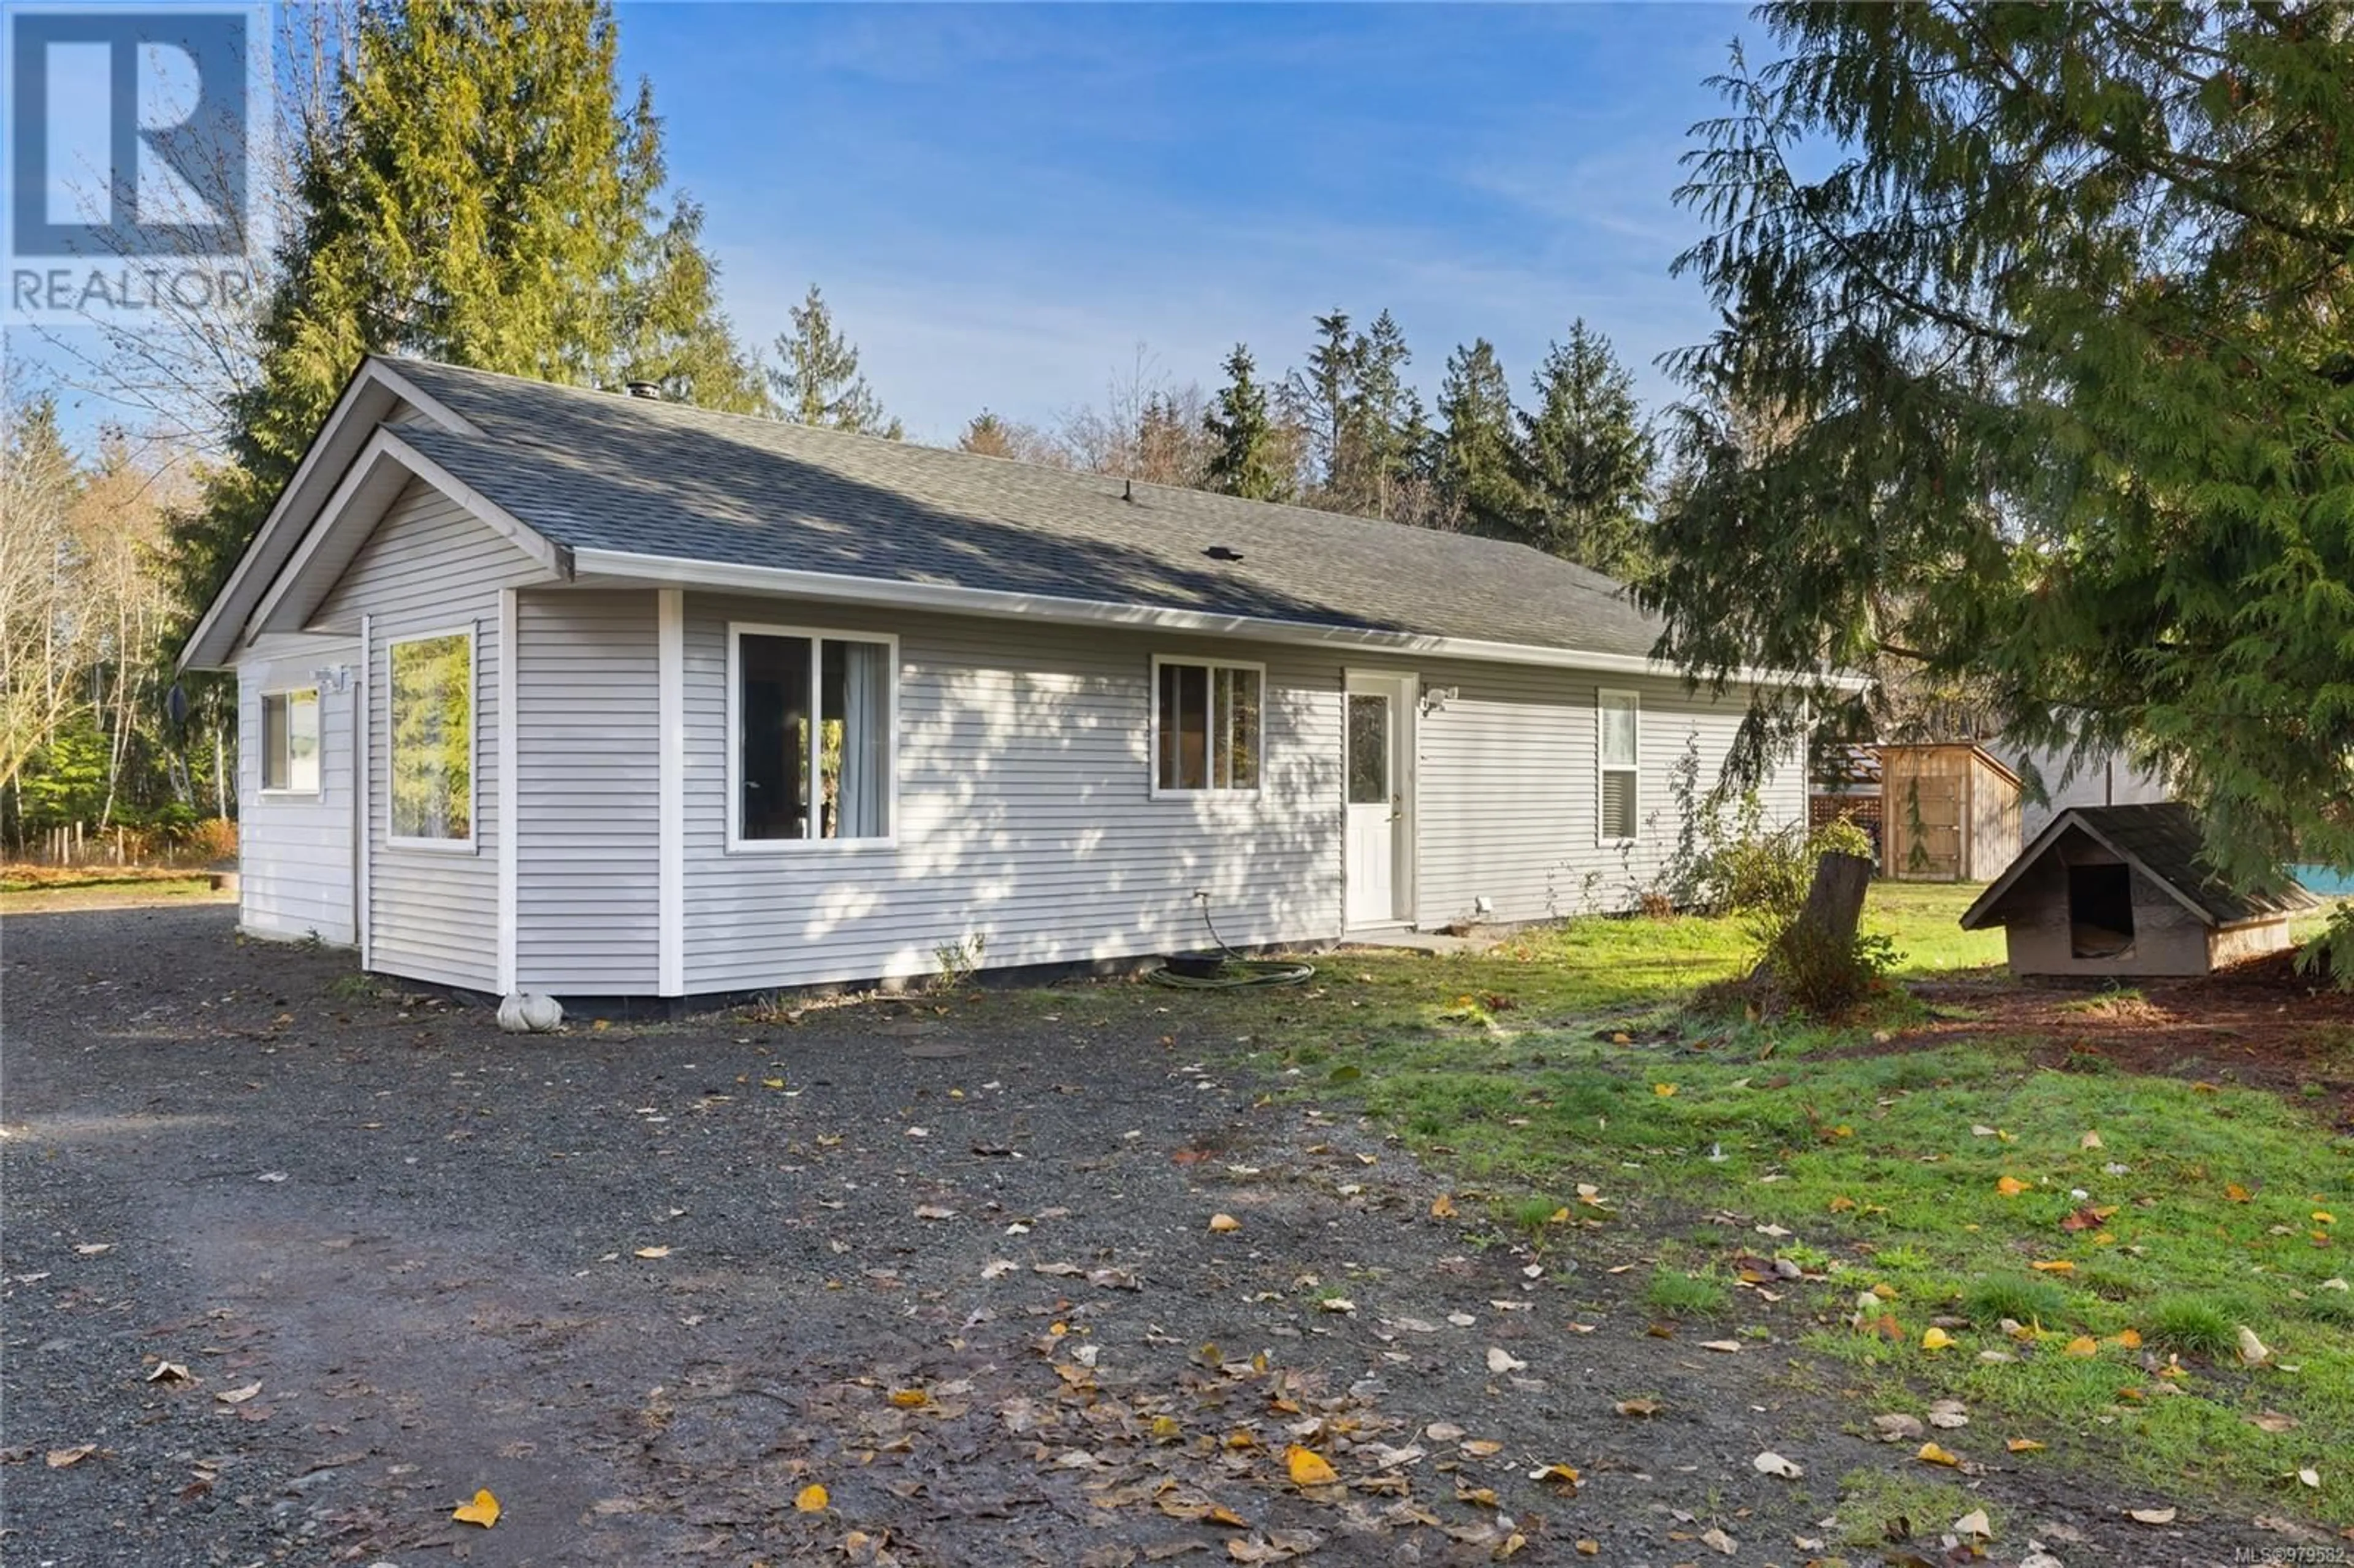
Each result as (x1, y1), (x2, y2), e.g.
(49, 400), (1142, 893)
(1149, 654), (1268, 799)
(1598, 687), (1640, 847)
(257, 684), (322, 797)
(725, 620), (901, 853)
(384, 623), (479, 853)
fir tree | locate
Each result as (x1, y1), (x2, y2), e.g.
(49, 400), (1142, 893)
(1204, 346), (1289, 502)
(1652, 3), (2354, 888)
(1432, 339), (1523, 535)
(1512, 320), (1653, 578)
(1286, 308), (1354, 500)
(1340, 309), (1419, 519)
(959, 411), (1013, 458)
(175, 0), (760, 621)
(769, 284), (901, 438)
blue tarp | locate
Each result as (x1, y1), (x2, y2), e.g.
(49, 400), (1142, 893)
(2293, 864), (2354, 896)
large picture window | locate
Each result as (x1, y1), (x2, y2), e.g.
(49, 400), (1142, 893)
(731, 625), (895, 847)
(1154, 657), (1262, 794)
(261, 688), (320, 793)
(1598, 688), (1639, 843)
(388, 630), (474, 845)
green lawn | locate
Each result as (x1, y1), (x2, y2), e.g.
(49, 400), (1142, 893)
(988, 883), (2352, 1519)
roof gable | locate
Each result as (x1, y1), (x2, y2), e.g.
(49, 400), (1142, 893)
(1959, 802), (2318, 930)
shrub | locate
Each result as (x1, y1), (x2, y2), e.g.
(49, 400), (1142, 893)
(1767, 918), (1897, 1017)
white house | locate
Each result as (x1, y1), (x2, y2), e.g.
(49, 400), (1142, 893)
(180, 357), (1816, 1000)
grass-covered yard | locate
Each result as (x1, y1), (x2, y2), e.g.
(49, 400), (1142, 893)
(979, 881), (2354, 1521)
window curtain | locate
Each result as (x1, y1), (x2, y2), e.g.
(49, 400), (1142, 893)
(834, 641), (888, 837)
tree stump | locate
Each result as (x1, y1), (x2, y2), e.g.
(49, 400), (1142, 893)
(1754, 851), (1875, 981)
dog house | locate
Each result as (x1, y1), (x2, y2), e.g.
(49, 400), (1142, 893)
(1878, 743), (2023, 882)
(1959, 803), (2317, 978)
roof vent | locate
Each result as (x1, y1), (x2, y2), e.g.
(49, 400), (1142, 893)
(624, 380), (661, 400)
(1205, 545), (1244, 563)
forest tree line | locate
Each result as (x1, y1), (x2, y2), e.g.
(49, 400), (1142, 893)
(0, 3), (1663, 854)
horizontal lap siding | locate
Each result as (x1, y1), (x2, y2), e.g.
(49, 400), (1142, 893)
(318, 479), (544, 991)
(1403, 663), (1804, 926)
(515, 591), (659, 992)
(235, 642), (357, 943)
(682, 595), (1344, 992)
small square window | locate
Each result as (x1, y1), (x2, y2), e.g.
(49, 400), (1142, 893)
(1154, 658), (1262, 794)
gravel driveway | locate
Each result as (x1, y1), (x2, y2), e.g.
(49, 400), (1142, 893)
(1, 903), (2253, 1566)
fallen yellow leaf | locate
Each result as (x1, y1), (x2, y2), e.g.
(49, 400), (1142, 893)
(1916, 1442), (1960, 1467)
(1921, 1327), (1956, 1352)
(1828, 1195), (1857, 1212)
(2080, 1130), (2104, 1149)
(2226, 1183), (2253, 1203)
(451, 1489), (501, 1528)
(1531, 1462), (1580, 1488)
(1430, 1195), (1456, 1219)
(633, 1246), (671, 1260)
(2315, 1211), (2336, 1226)
(1996, 1176), (2030, 1197)
(2006, 1437), (2046, 1453)
(2063, 1336), (2101, 1358)
(1653, 1083), (1678, 1097)
(2031, 1260), (2076, 1274)
(1208, 1213), (1243, 1234)
(1284, 1445), (1339, 1487)
(888, 1388), (928, 1409)
(2116, 1328), (2143, 1349)
(794, 1483), (828, 1513)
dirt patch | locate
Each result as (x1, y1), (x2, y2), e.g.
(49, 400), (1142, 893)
(0, 905), (2302, 1567)
(1889, 952), (2354, 1123)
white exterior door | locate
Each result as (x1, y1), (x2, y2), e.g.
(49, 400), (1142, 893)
(1345, 674), (1412, 927)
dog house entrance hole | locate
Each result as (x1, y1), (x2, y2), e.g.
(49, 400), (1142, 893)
(2068, 864), (2136, 959)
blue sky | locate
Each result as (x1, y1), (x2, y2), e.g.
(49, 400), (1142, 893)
(14, 2), (1762, 449)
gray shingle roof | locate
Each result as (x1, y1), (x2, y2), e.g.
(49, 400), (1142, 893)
(1962, 801), (2319, 929)
(382, 357), (1667, 659)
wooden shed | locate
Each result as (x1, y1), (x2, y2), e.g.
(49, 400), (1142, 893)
(1878, 743), (2022, 882)
(1959, 803), (2317, 978)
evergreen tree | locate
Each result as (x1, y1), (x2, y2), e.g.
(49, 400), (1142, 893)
(1512, 319), (1653, 578)
(1204, 346), (1289, 502)
(1340, 309), (1418, 519)
(1431, 339), (1525, 535)
(1286, 308), (1354, 499)
(768, 284), (901, 438)
(959, 411), (1013, 458)
(1652, 4), (2354, 888)
(174, 0), (761, 622)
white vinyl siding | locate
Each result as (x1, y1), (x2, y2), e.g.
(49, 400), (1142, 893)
(1403, 663), (1804, 927)
(316, 477), (545, 990)
(514, 590), (660, 994)
(682, 595), (1342, 993)
(235, 638), (356, 944)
